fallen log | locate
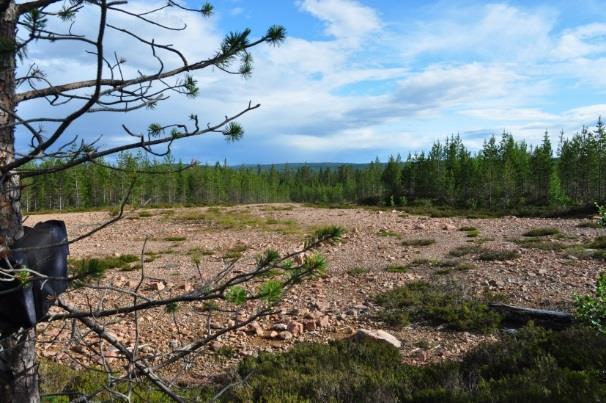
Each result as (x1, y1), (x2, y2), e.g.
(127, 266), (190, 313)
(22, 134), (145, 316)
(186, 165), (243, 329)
(489, 303), (575, 330)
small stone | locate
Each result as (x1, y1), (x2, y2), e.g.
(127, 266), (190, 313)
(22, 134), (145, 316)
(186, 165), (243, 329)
(247, 322), (264, 337)
(272, 323), (288, 331)
(210, 341), (222, 351)
(287, 321), (304, 336)
(316, 316), (330, 328)
(180, 283), (194, 292)
(147, 281), (165, 291)
(410, 348), (427, 361)
(303, 320), (317, 331)
(278, 331), (293, 341)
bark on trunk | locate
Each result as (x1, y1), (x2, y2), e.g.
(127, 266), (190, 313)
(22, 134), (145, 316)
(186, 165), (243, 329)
(0, 2), (40, 402)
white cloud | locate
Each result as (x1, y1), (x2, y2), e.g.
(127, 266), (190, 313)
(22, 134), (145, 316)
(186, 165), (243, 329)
(298, 0), (381, 44)
(400, 3), (556, 63)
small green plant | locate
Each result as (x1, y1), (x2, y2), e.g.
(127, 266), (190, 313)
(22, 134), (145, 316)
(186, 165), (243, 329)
(138, 210), (153, 218)
(225, 286), (247, 305)
(458, 226), (477, 232)
(259, 280), (283, 304)
(478, 250), (519, 261)
(347, 267), (370, 276)
(216, 346), (236, 358)
(523, 227), (560, 237)
(465, 229), (480, 238)
(575, 272), (606, 334)
(414, 340), (430, 349)
(596, 202), (606, 227)
(164, 236), (187, 242)
(385, 264), (408, 273)
(409, 258), (433, 267)
(449, 245), (483, 257)
(70, 254), (139, 275)
(514, 238), (566, 251)
(588, 236), (606, 249)
(401, 238), (435, 247)
(577, 220), (602, 229)
(223, 243), (249, 260)
(378, 229), (401, 238)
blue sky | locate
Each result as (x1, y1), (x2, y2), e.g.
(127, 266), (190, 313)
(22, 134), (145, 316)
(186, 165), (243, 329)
(17, 0), (606, 164)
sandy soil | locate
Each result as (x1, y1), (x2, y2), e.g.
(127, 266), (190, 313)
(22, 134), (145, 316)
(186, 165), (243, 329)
(29, 204), (604, 383)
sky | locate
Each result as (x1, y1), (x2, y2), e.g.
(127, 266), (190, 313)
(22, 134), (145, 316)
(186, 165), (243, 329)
(16, 0), (606, 164)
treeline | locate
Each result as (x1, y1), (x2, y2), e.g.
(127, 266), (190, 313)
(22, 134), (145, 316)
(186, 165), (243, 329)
(20, 118), (606, 212)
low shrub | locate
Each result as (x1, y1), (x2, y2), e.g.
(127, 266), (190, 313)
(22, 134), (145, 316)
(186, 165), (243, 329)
(69, 254), (139, 276)
(465, 229), (480, 238)
(223, 325), (606, 402)
(577, 220), (602, 228)
(588, 235), (606, 249)
(523, 227), (560, 237)
(479, 250), (519, 261)
(448, 245), (483, 257)
(374, 282), (501, 332)
(514, 238), (567, 251)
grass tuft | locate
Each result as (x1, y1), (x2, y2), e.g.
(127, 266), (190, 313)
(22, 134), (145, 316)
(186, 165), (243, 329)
(164, 236), (187, 242)
(478, 250), (519, 261)
(401, 238), (436, 247)
(347, 266), (370, 276)
(385, 264), (408, 273)
(449, 245), (483, 257)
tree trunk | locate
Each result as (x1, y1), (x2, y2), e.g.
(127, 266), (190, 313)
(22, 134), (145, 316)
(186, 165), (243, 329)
(0, 2), (40, 401)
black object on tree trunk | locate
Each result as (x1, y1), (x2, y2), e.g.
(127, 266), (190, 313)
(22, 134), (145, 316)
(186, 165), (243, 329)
(0, 220), (69, 330)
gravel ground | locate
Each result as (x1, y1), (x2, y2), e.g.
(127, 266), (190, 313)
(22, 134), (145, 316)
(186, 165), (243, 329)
(29, 204), (605, 383)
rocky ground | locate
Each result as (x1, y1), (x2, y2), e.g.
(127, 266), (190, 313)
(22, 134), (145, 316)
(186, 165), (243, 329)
(30, 204), (605, 384)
